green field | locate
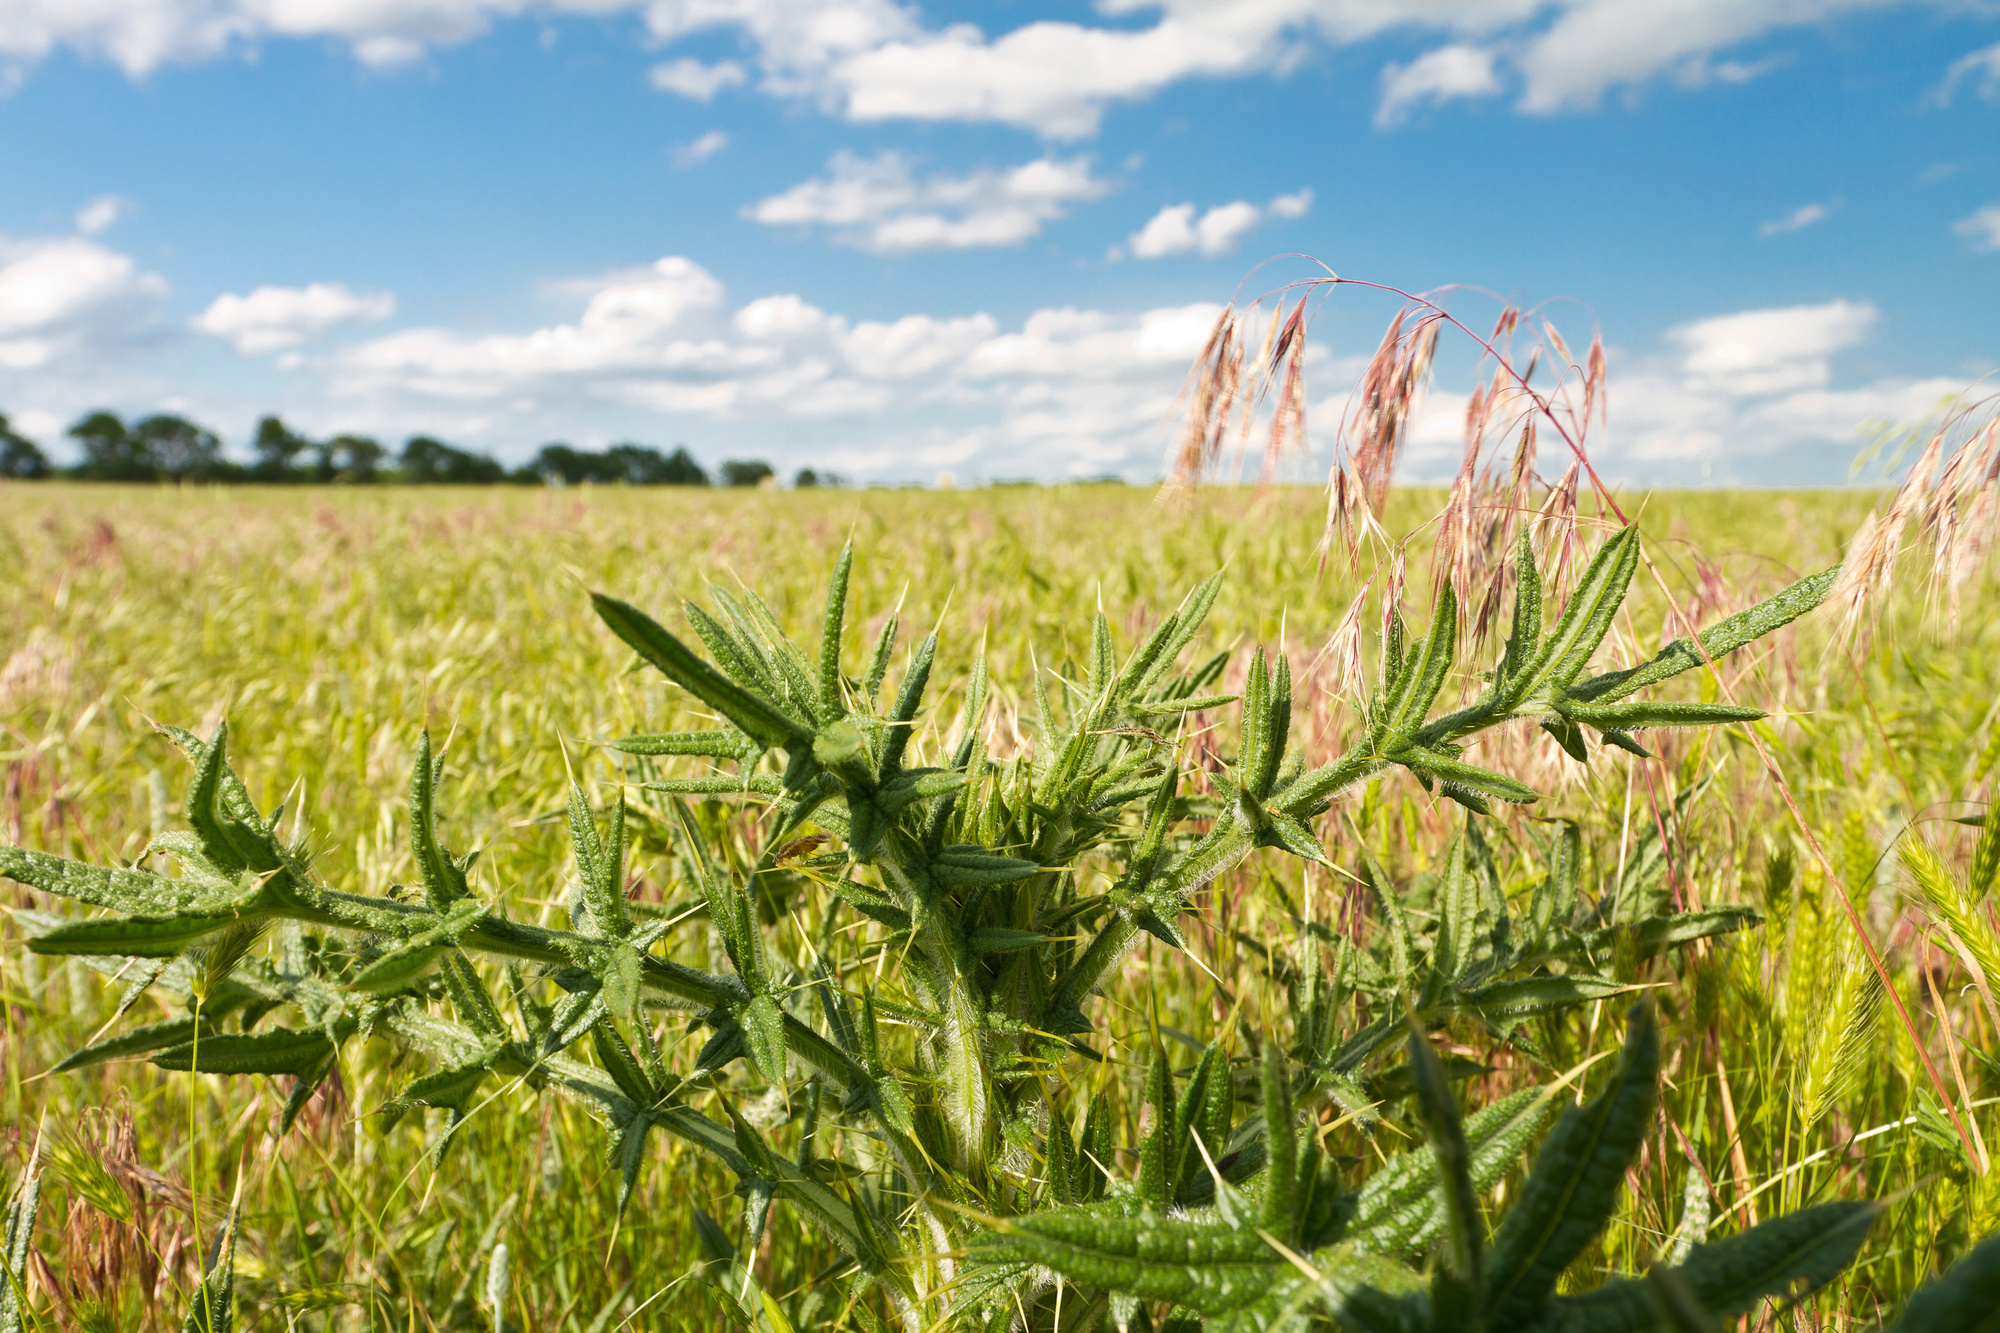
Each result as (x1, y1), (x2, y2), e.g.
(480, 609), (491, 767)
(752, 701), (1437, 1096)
(2, 481), (1995, 1331)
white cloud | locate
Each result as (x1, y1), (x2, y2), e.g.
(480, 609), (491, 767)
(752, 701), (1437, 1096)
(649, 57), (748, 100)
(1670, 298), (1875, 397)
(1956, 205), (2000, 252)
(1511, 0), (1890, 112)
(1128, 190), (1308, 259)
(1376, 44), (1501, 127)
(1759, 201), (1832, 236)
(672, 130), (729, 168)
(292, 252), (1241, 477)
(1268, 188), (1314, 220)
(1932, 41), (2000, 106)
(0, 0), (1936, 137)
(747, 151), (1110, 253)
(829, 14), (1271, 139)
(74, 196), (127, 236)
(0, 233), (168, 369)
(193, 282), (396, 355)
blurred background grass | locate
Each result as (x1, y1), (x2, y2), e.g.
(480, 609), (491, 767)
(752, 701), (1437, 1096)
(3, 481), (1994, 1330)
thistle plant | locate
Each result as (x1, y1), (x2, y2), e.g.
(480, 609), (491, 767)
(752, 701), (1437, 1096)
(2, 520), (1994, 1332)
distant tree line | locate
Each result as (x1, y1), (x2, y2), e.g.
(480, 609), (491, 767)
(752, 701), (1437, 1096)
(0, 410), (821, 488)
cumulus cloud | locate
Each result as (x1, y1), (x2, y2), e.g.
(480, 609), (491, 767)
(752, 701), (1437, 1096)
(1126, 190), (1310, 259)
(1601, 298), (1947, 470)
(672, 130), (729, 168)
(0, 233), (168, 369)
(649, 57), (748, 100)
(1670, 298), (1875, 397)
(1376, 44), (1501, 127)
(1956, 205), (2000, 252)
(296, 253), (1238, 477)
(1759, 201), (1832, 236)
(747, 151), (1110, 253)
(0, 0), (1941, 138)
(193, 282), (396, 354)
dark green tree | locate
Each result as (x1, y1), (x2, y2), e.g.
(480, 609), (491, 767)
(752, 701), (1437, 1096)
(329, 435), (384, 483)
(399, 436), (505, 484)
(720, 458), (774, 487)
(658, 446), (708, 485)
(131, 415), (225, 481)
(66, 412), (152, 481)
(0, 415), (50, 479)
(251, 416), (309, 481)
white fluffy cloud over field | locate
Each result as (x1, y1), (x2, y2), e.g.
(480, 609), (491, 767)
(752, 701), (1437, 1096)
(0, 226), (1979, 483)
(0, 0), (1957, 136)
(306, 255), (1222, 476)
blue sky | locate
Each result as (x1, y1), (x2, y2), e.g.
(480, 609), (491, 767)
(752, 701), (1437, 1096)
(0, 0), (1996, 484)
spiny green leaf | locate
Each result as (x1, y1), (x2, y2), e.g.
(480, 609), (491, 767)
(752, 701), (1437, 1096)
(1562, 700), (1763, 731)
(1517, 526), (1640, 704)
(0, 845), (238, 916)
(743, 993), (787, 1083)
(1486, 1002), (1659, 1330)
(409, 732), (469, 911)
(1406, 1021), (1481, 1291)
(976, 1204), (1295, 1314)
(606, 730), (759, 761)
(1885, 1230), (2000, 1333)
(51, 1017), (204, 1073)
(1543, 1201), (1880, 1332)
(1497, 532), (1542, 691)
(181, 1213), (237, 1333)
(1400, 751), (1538, 807)
(1350, 1086), (1553, 1259)
(1570, 565), (1839, 704)
(154, 1026), (339, 1076)
(28, 910), (253, 957)
(591, 593), (808, 748)
(820, 541), (853, 718)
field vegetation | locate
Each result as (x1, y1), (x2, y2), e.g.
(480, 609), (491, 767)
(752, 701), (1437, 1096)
(1, 293), (1997, 1332)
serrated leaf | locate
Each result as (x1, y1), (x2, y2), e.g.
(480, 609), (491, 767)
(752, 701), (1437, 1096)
(1516, 526), (1639, 705)
(1884, 1230), (2000, 1332)
(743, 994), (787, 1083)
(181, 1213), (237, 1333)
(52, 1017), (203, 1073)
(1350, 1086), (1553, 1259)
(409, 732), (468, 911)
(1464, 975), (1630, 1021)
(1399, 752), (1538, 807)
(819, 542), (853, 718)
(154, 1026), (338, 1076)
(976, 1205), (1296, 1314)
(1128, 695), (1239, 717)
(1544, 1201), (1880, 1332)
(1407, 1022), (1481, 1292)
(28, 910), (251, 958)
(1570, 565), (1839, 704)
(592, 593), (808, 748)
(607, 731), (758, 761)
(1486, 1002), (1659, 1329)
(1562, 701), (1763, 731)
(966, 928), (1045, 954)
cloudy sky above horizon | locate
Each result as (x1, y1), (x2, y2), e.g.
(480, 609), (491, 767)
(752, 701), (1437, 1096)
(1, 0), (1996, 485)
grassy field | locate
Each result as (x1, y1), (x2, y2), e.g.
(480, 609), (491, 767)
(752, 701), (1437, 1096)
(1, 480), (1995, 1331)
